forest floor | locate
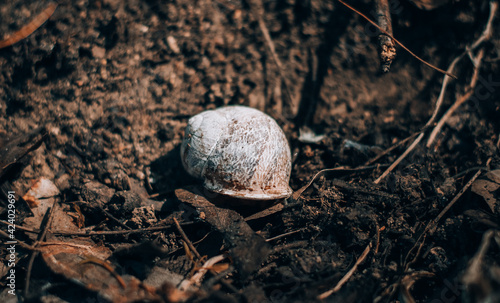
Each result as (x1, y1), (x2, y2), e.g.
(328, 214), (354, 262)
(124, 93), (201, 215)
(0, 0), (499, 302)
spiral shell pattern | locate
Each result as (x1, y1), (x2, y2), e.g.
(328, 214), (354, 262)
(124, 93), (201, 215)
(181, 106), (292, 200)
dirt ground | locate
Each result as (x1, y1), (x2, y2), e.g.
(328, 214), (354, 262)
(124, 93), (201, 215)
(0, 0), (499, 302)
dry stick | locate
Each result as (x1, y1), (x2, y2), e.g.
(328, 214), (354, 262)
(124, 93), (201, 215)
(0, 219), (185, 236)
(80, 258), (127, 289)
(374, 1), (498, 184)
(337, 0), (456, 79)
(266, 228), (304, 242)
(178, 254), (227, 291)
(375, 0), (396, 72)
(24, 200), (58, 298)
(0, 2), (58, 49)
(293, 164), (385, 200)
(173, 217), (201, 260)
(318, 242), (372, 300)
(400, 271), (435, 303)
(426, 51), (485, 147)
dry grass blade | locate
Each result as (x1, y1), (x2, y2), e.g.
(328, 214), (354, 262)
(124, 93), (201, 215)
(0, 3), (58, 49)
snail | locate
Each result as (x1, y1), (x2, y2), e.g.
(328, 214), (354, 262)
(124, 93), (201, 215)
(181, 106), (292, 201)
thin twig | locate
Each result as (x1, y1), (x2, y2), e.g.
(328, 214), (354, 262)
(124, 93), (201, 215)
(266, 228), (305, 242)
(428, 168), (484, 234)
(374, 133), (424, 184)
(80, 258), (127, 289)
(293, 164), (386, 200)
(400, 271), (435, 303)
(173, 221), (237, 293)
(0, 219), (188, 236)
(98, 205), (132, 230)
(0, 230), (36, 250)
(337, 0), (456, 79)
(0, 3), (58, 49)
(365, 131), (422, 166)
(178, 254), (227, 291)
(469, 1), (498, 51)
(405, 166), (485, 271)
(24, 200), (58, 298)
(173, 217), (201, 260)
(318, 243), (372, 299)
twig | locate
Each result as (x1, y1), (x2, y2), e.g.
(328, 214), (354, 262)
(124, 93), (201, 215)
(24, 200), (58, 298)
(374, 1), (498, 184)
(318, 243), (372, 300)
(0, 3), (58, 49)
(375, 0), (396, 72)
(173, 217), (201, 260)
(374, 133), (424, 184)
(80, 258), (127, 289)
(405, 166), (486, 271)
(427, 49), (485, 147)
(173, 220), (238, 293)
(0, 230), (36, 250)
(293, 164), (386, 200)
(0, 219), (188, 236)
(364, 131), (422, 166)
(178, 254), (227, 291)
(400, 271), (435, 303)
(428, 168), (484, 234)
(462, 230), (497, 286)
(266, 228), (305, 242)
(337, 0), (456, 79)
(426, 1), (496, 147)
(98, 205), (132, 230)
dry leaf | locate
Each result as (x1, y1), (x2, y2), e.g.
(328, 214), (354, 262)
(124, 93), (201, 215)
(472, 170), (500, 213)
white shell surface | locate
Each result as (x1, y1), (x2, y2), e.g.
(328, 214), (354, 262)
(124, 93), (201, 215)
(181, 106), (292, 200)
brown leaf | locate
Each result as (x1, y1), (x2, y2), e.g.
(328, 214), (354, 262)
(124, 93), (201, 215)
(39, 240), (161, 302)
(472, 170), (500, 213)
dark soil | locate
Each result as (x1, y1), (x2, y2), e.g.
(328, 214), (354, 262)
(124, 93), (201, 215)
(1, 0), (499, 302)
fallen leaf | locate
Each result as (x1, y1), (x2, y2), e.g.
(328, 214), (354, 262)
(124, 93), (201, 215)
(471, 170), (500, 213)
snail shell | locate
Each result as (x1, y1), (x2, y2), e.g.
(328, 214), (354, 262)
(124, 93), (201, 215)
(181, 106), (292, 200)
